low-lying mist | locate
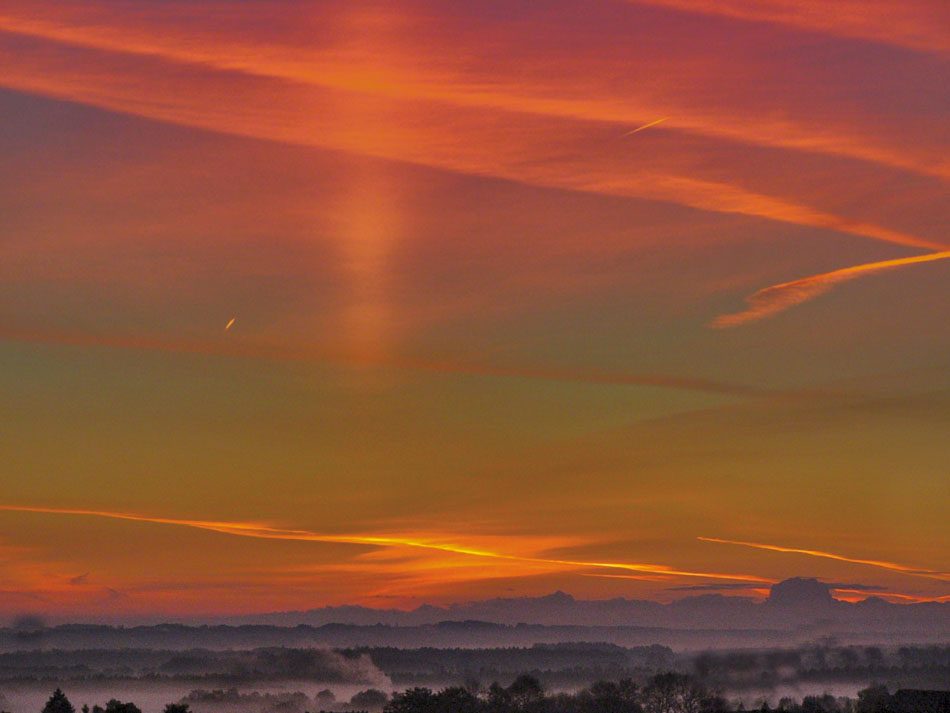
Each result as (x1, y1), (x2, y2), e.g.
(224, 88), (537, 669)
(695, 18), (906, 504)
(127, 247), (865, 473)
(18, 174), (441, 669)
(1, 643), (948, 713)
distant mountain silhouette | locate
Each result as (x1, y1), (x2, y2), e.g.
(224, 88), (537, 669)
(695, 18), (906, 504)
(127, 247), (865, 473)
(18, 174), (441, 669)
(212, 578), (947, 637)
(3, 579), (948, 651)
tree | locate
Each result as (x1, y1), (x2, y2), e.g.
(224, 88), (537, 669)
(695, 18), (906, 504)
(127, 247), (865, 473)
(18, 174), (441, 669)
(385, 688), (435, 713)
(800, 695), (840, 713)
(642, 673), (707, 713)
(586, 680), (642, 713)
(350, 689), (389, 711)
(163, 705), (190, 713)
(103, 700), (142, 713)
(486, 682), (511, 712)
(43, 690), (76, 713)
(434, 687), (481, 713)
(863, 648), (884, 669)
(856, 687), (891, 713)
(507, 675), (544, 710)
(316, 690), (337, 708)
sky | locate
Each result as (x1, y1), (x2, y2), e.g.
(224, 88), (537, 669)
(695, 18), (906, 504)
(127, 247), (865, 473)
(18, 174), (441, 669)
(0, 0), (948, 619)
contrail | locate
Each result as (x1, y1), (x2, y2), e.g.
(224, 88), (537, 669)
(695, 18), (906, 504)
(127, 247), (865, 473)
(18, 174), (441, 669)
(622, 117), (668, 135)
(0, 30), (943, 252)
(224, 318), (236, 331)
(0, 504), (771, 584)
(1, 8), (945, 183)
(711, 249), (950, 327)
(698, 536), (950, 581)
(626, 0), (950, 57)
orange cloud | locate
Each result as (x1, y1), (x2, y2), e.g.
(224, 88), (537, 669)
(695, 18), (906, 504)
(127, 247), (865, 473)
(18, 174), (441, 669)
(1, 1), (948, 266)
(830, 588), (950, 604)
(1, 3), (945, 182)
(699, 536), (950, 580)
(0, 33), (939, 262)
(627, 0), (950, 56)
(711, 249), (950, 327)
(0, 504), (772, 585)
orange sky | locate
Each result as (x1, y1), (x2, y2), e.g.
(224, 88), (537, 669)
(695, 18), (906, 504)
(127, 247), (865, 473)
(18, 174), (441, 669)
(0, 0), (948, 618)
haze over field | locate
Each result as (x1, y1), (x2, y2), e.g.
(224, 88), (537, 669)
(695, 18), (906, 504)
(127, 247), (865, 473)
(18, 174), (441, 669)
(1, 0), (948, 621)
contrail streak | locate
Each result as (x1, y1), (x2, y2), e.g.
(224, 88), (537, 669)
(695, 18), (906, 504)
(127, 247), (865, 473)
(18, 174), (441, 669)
(622, 117), (668, 135)
(1, 9), (945, 183)
(698, 536), (950, 581)
(224, 318), (236, 331)
(626, 0), (950, 57)
(0, 504), (771, 584)
(711, 249), (950, 327)
(0, 28), (942, 253)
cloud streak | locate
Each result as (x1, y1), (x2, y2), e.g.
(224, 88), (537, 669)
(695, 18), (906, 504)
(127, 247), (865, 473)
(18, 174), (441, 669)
(628, 0), (950, 56)
(1, 3), (948, 262)
(0, 504), (772, 585)
(698, 536), (950, 581)
(1, 3), (945, 181)
(711, 250), (950, 327)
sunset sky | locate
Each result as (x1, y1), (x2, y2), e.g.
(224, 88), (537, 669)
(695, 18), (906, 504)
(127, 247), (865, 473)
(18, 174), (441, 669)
(1, 0), (948, 619)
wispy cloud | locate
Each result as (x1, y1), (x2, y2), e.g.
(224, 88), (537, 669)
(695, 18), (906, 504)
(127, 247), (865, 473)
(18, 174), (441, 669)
(628, 0), (950, 56)
(711, 250), (950, 327)
(0, 504), (772, 585)
(698, 536), (950, 580)
(1, 3), (948, 255)
(1, 3), (944, 180)
(666, 582), (767, 592)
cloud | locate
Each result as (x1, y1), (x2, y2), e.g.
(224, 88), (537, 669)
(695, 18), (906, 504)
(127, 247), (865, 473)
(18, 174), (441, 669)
(824, 582), (888, 592)
(711, 250), (950, 327)
(1, 1), (945, 181)
(666, 582), (764, 592)
(698, 536), (950, 581)
(1, 2), (947, 257)
(0, 503), (772, 585)
(627, 0), (950, 56)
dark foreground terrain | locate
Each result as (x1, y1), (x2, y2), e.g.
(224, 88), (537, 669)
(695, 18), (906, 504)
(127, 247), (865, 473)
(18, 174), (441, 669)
(1, 644), (948, 713)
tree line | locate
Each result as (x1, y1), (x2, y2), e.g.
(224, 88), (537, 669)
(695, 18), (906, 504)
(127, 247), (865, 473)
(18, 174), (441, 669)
(16, 676), (946, 713)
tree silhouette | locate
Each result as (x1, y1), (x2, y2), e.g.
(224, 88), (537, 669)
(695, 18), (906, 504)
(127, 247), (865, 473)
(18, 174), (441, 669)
(507, 674), (544, 710)
(587, 679), (643, 713)
(42, 690), (75, 713)
(386, 688), (436, 713)
(856, 687), (891, 713)
(434, 687), (481, 713)
(350, 689), (389, 711)
(642, 673), (706, 713)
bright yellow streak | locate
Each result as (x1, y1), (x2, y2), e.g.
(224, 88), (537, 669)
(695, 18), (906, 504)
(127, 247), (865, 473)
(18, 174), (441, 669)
(622, 117), (669, 135)
(224, 318), (236, 331)
(699, 536), (950, 580)
(830, 588), (950, 603)
(711, 249), (950, 327)
(0, 504), (769, 585)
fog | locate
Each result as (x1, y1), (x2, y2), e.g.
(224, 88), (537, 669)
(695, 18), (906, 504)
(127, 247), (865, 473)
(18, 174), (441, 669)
(1, 642), (948, 713)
